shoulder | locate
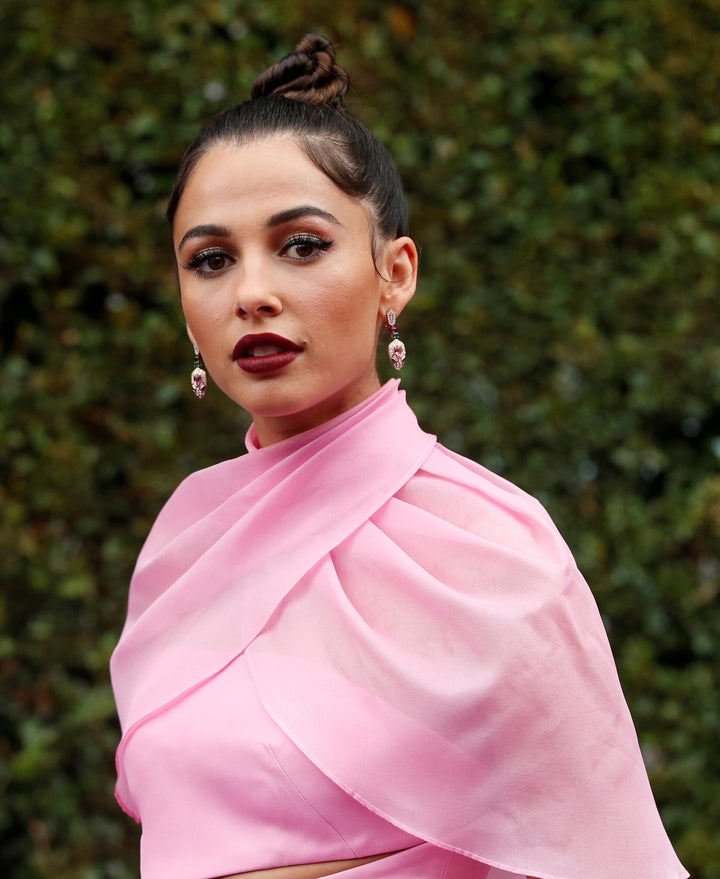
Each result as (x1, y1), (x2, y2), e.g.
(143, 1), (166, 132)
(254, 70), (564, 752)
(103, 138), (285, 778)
(394, 442), (572, 568)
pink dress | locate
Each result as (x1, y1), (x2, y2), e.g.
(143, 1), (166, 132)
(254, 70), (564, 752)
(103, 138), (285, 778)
(111, 381), (687, 879)
(117, 652), (495, 878)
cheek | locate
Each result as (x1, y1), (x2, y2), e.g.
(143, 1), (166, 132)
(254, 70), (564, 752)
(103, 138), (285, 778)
(179, 285), (201, 321)
(180, 287), (222, 330)
(319, 294), (377, 343)
(319, 262), (380, 320)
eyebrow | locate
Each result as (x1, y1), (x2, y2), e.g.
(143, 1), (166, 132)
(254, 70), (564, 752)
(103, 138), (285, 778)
(266, 205), (341, 228)
(177, 223), (230, 252)
(177, 206), (341, 253)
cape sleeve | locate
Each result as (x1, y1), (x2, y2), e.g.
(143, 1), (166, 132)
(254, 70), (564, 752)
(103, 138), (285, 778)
(246, 443), (688, 879)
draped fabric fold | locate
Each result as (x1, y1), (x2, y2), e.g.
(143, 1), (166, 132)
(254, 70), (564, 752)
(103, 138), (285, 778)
(111, 380), (686, 879)
(111, 381), (435, 733)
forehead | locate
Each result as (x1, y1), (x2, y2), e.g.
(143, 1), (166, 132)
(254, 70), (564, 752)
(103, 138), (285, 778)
(175, 137), (365, 230)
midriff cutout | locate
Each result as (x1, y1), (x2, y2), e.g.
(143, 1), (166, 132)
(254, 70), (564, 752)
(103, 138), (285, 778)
(219, 850), (397, 879)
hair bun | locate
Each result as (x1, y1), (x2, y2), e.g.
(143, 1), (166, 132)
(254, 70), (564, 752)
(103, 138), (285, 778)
(251, 34), (350, 108)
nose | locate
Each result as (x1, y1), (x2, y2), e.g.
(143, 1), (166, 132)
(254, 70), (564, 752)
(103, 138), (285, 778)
(233, 257), (283, 319)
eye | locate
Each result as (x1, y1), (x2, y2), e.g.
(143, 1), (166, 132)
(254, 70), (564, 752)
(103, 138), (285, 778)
(182, 248), (233, 277)
(282, 234), (333, 261)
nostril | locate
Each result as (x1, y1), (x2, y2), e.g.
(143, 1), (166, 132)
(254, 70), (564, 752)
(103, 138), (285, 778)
(233, 291), (283, 317)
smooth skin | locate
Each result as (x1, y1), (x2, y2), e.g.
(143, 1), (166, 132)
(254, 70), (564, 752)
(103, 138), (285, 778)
(174, 137), (418, 448)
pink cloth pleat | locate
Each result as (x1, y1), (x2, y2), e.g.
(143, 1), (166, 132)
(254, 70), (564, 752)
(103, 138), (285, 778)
(111, 380), (687, 879)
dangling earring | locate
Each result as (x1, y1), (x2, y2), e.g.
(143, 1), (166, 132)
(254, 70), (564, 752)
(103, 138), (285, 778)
(385, 309), (406, 371)
(191, 342), (208, 399)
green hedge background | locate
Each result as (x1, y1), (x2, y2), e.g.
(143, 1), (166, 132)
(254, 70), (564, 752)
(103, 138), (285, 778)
(2, 1), (718, 876)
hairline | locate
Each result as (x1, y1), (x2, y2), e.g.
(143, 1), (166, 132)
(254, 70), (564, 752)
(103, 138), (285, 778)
(168, 130), (389, 257)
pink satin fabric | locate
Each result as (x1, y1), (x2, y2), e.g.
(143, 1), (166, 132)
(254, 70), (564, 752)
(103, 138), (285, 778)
(111, 380), (687, 879)
(117, 652), (423, 878)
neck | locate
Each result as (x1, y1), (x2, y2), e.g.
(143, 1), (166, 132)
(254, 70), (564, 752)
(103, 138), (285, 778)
(250, 377), (383, 448)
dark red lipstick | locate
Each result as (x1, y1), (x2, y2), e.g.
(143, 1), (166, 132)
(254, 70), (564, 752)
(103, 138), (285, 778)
(232, 333), (303, 374)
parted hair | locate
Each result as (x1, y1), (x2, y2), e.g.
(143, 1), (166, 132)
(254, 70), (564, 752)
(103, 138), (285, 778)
(166, 34), (409, 243)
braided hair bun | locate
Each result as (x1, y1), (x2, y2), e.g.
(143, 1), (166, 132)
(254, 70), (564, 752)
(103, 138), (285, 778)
(251, 34), (350, 108)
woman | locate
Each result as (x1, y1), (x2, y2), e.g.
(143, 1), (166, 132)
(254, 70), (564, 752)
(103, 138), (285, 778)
(111, 34), (688, 879)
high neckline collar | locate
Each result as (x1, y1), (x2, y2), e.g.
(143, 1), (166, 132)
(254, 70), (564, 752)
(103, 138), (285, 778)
(244, 379), (402, 454)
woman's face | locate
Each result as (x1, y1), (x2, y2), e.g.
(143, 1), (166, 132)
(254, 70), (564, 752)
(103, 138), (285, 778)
(173, 138), (416, 446)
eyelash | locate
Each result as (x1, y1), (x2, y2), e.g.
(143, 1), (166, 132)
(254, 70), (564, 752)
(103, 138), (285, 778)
(282, 234), (334, 261)
(181, 235), (334, 278)
(182, 248), (230, 277)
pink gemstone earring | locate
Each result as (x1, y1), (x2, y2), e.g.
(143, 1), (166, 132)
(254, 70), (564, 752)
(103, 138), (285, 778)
(191, 342), (208, 399)
(385, 310), (406, 371)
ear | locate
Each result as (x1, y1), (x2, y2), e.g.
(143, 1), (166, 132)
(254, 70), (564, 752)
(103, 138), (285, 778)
(377, 236), (418, 318)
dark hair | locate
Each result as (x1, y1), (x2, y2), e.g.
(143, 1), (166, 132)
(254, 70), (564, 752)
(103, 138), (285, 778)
(166, 34), (409, 242)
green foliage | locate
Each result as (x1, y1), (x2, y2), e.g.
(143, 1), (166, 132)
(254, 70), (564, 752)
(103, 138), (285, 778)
(1, 1), (718, 876)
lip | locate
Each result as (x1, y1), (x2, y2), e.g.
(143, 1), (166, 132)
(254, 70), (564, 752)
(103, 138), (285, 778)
(232, 333), (303, 375)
